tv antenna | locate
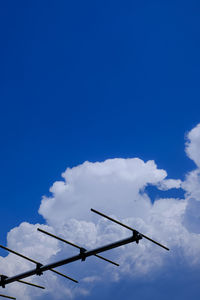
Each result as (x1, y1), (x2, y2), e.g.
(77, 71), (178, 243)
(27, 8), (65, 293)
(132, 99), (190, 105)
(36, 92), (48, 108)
(0, 208), (169, 299)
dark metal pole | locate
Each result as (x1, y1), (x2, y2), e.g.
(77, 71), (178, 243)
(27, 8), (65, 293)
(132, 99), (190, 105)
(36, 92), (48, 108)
(1, 233), (141, 287)
(91, 208), (169, 251)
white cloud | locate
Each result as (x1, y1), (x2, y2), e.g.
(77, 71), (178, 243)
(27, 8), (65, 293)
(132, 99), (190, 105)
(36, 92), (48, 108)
(182, 169), (200, 201)
(39, 158), (167, 225)
(1, 124), (200, 299)
(185, 123), (200, 168)
(157, 178), (182, 190)
(182, 124), (200, 234)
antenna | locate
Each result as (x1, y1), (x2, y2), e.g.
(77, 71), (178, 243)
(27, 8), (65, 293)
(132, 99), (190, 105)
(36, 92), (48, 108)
(91, 208), (169, 251)
(37, 228), (119, 266)
(0, 208), (170, 298)
(0, 245), (78, 283)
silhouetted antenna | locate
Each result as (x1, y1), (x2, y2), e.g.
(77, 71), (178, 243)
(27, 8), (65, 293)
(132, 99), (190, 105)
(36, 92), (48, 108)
(91, 208), (169, 251)
(37, 228), (119, 266)
(0, 208), (169, 298)
(0, 244), (78, 283)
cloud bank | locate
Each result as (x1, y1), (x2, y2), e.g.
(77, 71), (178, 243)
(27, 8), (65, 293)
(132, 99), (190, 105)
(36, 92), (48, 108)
(1, 124), (200, 299)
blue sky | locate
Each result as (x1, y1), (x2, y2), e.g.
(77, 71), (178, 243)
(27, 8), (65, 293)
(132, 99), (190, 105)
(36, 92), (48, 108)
(0, 1), (200, 299)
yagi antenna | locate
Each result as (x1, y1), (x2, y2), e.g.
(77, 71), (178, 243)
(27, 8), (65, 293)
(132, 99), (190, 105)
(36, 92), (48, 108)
(91, 208), (169, 251)
(0, 245), (78, 284)
(37, 228), (119, 266)
(0, 208), (169, 299)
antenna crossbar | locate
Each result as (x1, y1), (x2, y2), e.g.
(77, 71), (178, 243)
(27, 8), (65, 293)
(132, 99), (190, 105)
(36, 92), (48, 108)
(0, 245), (38, 265)
(94, 254), (119, 266)
(0, 274), (44, 290)
(17, 280), (45, 289)
(50, 269), (78, 283)
(0, 294), (16, 300)
(91, 208), (169, 251)
(37, 228), (119, 266)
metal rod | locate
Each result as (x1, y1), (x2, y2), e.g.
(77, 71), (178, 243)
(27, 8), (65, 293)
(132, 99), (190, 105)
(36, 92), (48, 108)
(0, 245), (38, 264)
(37, 228), (119, 266)
(91, 208), (169, 251)
(50, 269), (78, 283)
(91, 208), (136, 231)
(138, 233), (169, 250)
(17, 280), (45, 289)
(1, 235), (135, 287)
(95, 254), (119, 266)
(37, 228), (80, 249)
(0, 294), (16, 300)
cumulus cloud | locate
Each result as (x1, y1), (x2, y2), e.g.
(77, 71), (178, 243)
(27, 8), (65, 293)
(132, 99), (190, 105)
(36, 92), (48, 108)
(39, 158), (167, 225)
(185, 123), (200, 168)
(1, 124), (200, 299)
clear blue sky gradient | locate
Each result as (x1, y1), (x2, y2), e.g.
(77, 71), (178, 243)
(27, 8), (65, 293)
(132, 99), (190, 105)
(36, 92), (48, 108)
(0, 1), (200, 299)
